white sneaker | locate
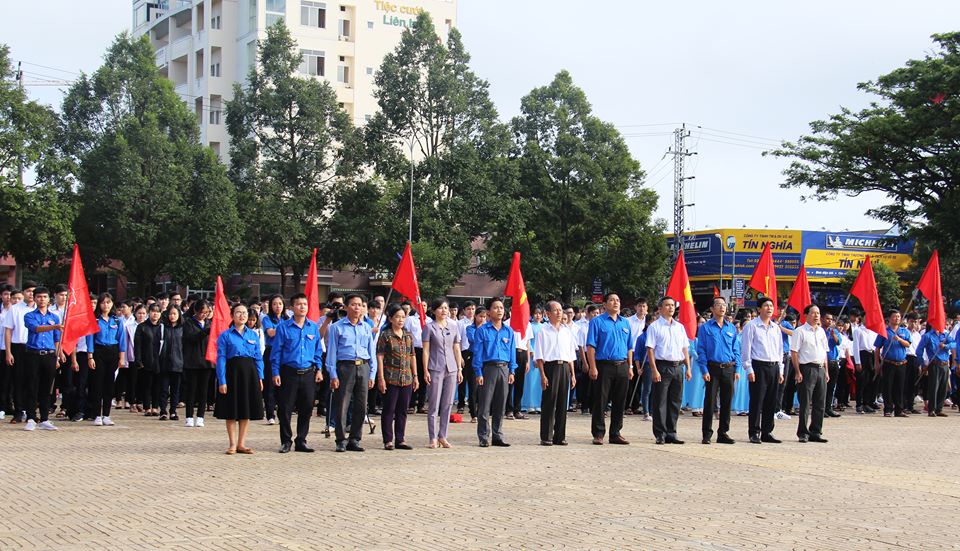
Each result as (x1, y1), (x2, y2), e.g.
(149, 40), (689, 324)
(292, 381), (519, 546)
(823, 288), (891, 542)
(23, 419), (36, 431)
(195, 417), (204, 428)
(643, 414), (652, 421)
(93, 416), (103, 426)
(0, 410), (5, 420)
(268, 418), (276, 425)
(111, 399), (117, 407)
(38, 421), (58, 431)
(185, 417), (195, 427)
(775, 410), (791, 420)
(102, 416), (114, 426)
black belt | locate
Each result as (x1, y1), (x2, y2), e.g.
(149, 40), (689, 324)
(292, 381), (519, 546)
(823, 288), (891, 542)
(543, 360), (564, 366)
(598, 360), (627, 366)
(283, 364), (316, 375)
(800, 362), (824, 368)
(655, 360), (682, 367)
(26, 349), (56, 356)
(883, 360), (907, 366)
(707, 361), (735, 369)
(483, 361), (508, 368)
(752, 360), (779, 367)
(336, 359), (368, 366)
(931, 360), (949, 367)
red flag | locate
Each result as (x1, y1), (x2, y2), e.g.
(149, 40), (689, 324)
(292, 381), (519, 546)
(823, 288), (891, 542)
(60, 244), (99, 355)
(931, 92), (946, 105)
(850, 256), (885, 335)
(712, 284), (720, 299)
(304, 248), (320, 323)
(504, 252), (530, 335)
(787, 264), (812, 324)
(917, 250), (946, 332)
(665, 250), (697, 339)
(205, 276), (231, 363)
(392, 241), (425, 329)
(747, 242), (778, 315)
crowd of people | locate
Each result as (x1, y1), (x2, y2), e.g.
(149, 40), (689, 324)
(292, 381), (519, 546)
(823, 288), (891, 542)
(2, 280), (956, 453)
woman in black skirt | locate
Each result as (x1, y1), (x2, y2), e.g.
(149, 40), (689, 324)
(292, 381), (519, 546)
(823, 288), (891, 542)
(214, 303), (264, 455)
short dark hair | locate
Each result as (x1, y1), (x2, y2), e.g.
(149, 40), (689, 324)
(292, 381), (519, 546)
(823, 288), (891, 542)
(756, 297), (774, 309)
(634, 297), (648, 306)
(33, 286), (50, 297)
(189, 299), (209, 317)
(658, 296), (676, 306)
(290, 293), (308, 304)
(54, 284), (68, 294)
(327, 292), (344, 303)
(603, 292), (619, 303)
(905, 312), (919, 321)
(886, 308), (901, 318)
(22, 280), (37, 290)
(802, 304), (819, 315)
(488, 297), (505, 308)
(345, 293), (366, 305)
(585, 304), (600, 314)
(461, 300), (476, 309)
(386, 303), (405, 320)
(475, 306), (487, 315)
(156, 292), (169, 301)
(711, 297), (726, 308)
(429, 297), (449, 312)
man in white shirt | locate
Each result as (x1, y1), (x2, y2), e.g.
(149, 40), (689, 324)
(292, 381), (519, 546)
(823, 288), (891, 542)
(740, 297), (784, 444)
(790, 304), (829, 443)
(402, 301), (427, 413)
(456, 301), (475, 415)
(851, 313), (879, 413)
(4, 282), (37, 424)
(645, 296), (692, 445)
(574, 304), (598, 414)
(626, 298), (648, 414)
(534, 301), (577, 446)
(507, 324), (533, 419)
(903, 313), (922, 414)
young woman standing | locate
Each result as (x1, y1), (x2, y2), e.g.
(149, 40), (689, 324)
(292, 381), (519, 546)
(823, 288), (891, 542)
(135, 304), (164, 416)
(86, 293), (126, 426)
(158, 306), (184, 421)
(182, 300), (213, 428)
(259, 295), (287, 425)
(214, 303), (265, 454)
(422, 298), (463, 449)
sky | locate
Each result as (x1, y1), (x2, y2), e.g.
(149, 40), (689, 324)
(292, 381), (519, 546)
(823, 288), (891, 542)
(3, 1), (958, 233)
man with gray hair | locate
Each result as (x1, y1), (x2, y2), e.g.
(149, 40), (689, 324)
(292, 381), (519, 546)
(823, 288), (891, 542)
(534, 301), (577, 446)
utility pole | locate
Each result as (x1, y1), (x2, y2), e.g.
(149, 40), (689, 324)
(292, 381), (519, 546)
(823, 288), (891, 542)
(15, 61), (24, 187)
(667, 124), (695, 258)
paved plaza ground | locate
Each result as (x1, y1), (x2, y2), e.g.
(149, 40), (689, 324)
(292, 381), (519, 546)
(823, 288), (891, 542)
(1, 407), (959, 550)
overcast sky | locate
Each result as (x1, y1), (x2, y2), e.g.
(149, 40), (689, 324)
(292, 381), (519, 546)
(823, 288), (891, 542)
(3, 1), (957, 233)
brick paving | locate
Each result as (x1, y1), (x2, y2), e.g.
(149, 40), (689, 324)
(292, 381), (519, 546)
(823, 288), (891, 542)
(1, 407), (959, 550)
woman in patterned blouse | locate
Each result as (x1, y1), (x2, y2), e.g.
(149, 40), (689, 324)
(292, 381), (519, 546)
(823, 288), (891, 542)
(376, 303), (419, 450)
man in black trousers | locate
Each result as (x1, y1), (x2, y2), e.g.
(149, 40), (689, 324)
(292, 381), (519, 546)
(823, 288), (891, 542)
(696, 297), (739, 444)
(741, 297), (785, 444)
(326, 293), (378, 452)
(645, 296), (692, 445)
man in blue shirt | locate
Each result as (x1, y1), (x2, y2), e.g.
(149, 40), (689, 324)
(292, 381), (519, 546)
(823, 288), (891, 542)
(777, 314), (797, 420)
(822, 312), (842, 418)
(471, 297), (516, 447)
(22, 287), (62, 432)
(270, 293), (324, 453)
(586, 293), (633, 445)
(696, 297), (740, 444)
(918, 323), (954, 416)
(326, 293), (377, 452)
(873, 309), (912, 417)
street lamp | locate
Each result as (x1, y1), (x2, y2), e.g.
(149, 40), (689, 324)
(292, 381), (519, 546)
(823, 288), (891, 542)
(725, 235), (737, 303)
(714, 233), (723, 292)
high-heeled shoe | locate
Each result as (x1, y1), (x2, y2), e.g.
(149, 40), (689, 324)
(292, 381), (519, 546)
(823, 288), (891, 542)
(438, 438), (451, 448)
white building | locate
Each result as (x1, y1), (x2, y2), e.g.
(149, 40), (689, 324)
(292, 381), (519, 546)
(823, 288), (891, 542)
(133, 0), (457, 162)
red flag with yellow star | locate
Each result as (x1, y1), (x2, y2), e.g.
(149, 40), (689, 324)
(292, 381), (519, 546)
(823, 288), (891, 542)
(666, 250), (697, 339)
(747, 242), (778, 315)
(505, 251), (529, 335)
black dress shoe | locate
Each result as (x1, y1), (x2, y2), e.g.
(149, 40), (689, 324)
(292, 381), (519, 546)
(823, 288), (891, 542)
(335, 442), (346, 452)
(279, 443), (292, 453)
(760, 434), (781, 443)
(665, 437), (685, 445)
(478, 440), (489, 447)
(540, 440), (553, 446)
(346, 442), (365, 452)
(553, 440), (568, 446)
(808, 435), (828, 443)
(655, 437), (665, 445)
(170, 413), (179, 421)
(798, 436), (808, 443)
(826, 411), (841, 418)
(295, 445), (315, 453)
(609, 435), (630, 445)
(749, 436), (762, 444)
(701, 438), (711, 445)
(717, 434), (735, 444)
(491, 439), (510, 447)
(395, 442), (413, 450)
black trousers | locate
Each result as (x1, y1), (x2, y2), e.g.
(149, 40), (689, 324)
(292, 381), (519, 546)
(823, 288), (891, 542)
(114, 368), (128, 403)
(413, 347), (426, 409)
(779, 352), (797, 412)
(881, 361), (906, 414)
(508, 349), (527, 414)
(856, 350), (877, 407)
(66, 352), (89, 418)
(183, 369), (213, 418)
(10, 342), (27, 416)
(702, 362), (735, 439)
(576, 360), (592, 413)
(540, 361), (570, 443)
(748, 361), (779, 438)
(825, 360), (840, 411)
(278, 365), (316, 447)
(927, 362), (950, 413)
(24, 351), (57, 423)
(652, 361), (683, 440)
(126, 366), (140, 406)
(158, 371), (182, 415)
(903, 355), (919, 411)
(461, 361), (478, 418)
(592, 360), (629, 439)
(89, 346), (119, 418)
(262, 347), (278, 420)
(797, 363), (826, 438)
(333, 362), (370, 444)
(139, 370), (158, 410)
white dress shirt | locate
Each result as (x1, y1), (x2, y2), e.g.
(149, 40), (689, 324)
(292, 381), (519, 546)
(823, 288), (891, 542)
(404, 313), (423, 346)
(2, 302), (36, 344)
(514, 325), (533, 351)
(458, 317), (472, 352)
(907, 330), (921, 357)
(790, 323), (828, 366)
(852, 325), (877, 363)
(533, 322), (577, 363)
(627, 314), (646, 348)
(741, 317), (785, 376)
(645, 316), (689, 362)
(575, 318), (590, 348)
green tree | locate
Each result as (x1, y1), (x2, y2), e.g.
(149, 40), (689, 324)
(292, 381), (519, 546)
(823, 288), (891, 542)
(840, 260), (904, 311)
(770, 32), (960, 294)
(361, 12), (517, 295)
(60, 34), (239, 294)
(226, 22), (357, 294)
(483, 70), (668, 303)
(0, 45), (75, 270)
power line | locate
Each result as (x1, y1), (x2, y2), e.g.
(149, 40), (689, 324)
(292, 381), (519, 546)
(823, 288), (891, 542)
(19, 60), (82, 76)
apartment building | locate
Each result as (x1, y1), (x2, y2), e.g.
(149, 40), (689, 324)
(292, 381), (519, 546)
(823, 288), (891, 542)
(132, 0), (457, 162)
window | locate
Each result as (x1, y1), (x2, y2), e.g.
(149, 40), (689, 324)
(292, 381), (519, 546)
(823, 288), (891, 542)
(339, 5), (345, 11)
(247, 40), (256, 71)
(134, 4), (149, 26)
(338, 56), (345, 62)
(367, 20), (373, 29)
(364, 114), (371, 122)
(365, 66), (373, 75)
(337, 65), (349, 84)
(209, 110), (221, 125)
(299, 49), (325, 76)
(211, 15), (221, 29)
(210, 63), (221, 77)
(300, 1), (326, 28)
(266, 0), (285, 26)
(248, 0), (257, 31)
(339, 19), (350, 38)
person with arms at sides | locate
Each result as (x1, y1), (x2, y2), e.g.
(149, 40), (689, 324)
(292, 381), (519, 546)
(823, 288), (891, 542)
(874, 309), (912, 418)
(271, 293), (324, 453)
(903, 313), (923, 414)
(365, 299), (385, 417)
(461, 306), (487, 422)
(376, 304), (419, 450)
(645, 296), (692, 445)
(534, 300), (577, 446)
(586, 293), (633, 445)
(918, 322), (955, 416)
(260, 295), (288, 426)
(422, 298), (463, 448)
(822, 312), (843, 418)
(626, 298), (649, 414)
(575, 305), (595, 414)
(790, 304), (830, 443)
(852, 312), (879, 414)
(507, 321), (533, 420)
(402, 300), (427, 414)
(215, 303), (265, 454)
(21, 287), (62, 431)
(3, 282), (36, 423)
(135, 303), (164, 417)
(86, 293), (126, 426)
(632, 315), (655, 421)
(471, 298), (517, 447)
(696, 297), (740, 444)
(741, 297), (785, 444)
(181, 300), (213, 428)
(456, 301), (475, 415)
(326, 293), (376, 453)
(775, 313), (796, 420)
(158, 306), (184, 421)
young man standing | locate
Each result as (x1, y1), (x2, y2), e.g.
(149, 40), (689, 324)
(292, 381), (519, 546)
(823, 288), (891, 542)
(790, 304), (829, 443)
(4, 282), (37, 423)
(741, 297), (785, 444)
(22, 287), (62, 431)
(326, 293), (377, 453)
(471, 298), (516, 447)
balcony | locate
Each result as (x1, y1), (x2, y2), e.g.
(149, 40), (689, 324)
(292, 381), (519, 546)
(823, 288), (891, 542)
(155, 47), (167, 67)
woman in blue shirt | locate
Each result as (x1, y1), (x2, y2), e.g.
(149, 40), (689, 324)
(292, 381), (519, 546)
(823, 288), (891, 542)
(260, 295), (287, 426)
(86, 293), (126, 427)
(214, 303), (264, 454)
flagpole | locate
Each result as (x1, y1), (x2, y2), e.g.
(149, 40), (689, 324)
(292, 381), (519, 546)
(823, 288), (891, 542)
(374, 288), (395, 332)
(51, 300), (68, 395)
(835, 292), (852, 319)
(408, 138), (414, 243)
